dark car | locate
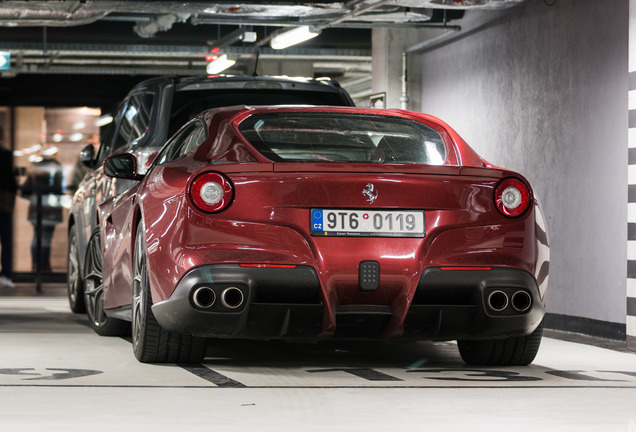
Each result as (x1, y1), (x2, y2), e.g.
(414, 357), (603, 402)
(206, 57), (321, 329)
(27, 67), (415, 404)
(97, 105), (549, 365)
(66, 75), (355, 325)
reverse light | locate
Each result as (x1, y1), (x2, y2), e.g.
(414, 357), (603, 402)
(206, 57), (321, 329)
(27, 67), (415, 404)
(189, 172), (233, 213)
(494, 178), (531, 217)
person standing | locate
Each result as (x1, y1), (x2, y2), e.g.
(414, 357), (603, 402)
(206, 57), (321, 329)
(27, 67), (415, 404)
(21, 155), (64, 273)
(0, 128), (17, 288)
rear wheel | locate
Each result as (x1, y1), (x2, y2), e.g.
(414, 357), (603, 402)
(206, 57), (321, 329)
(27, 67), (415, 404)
(67, 224), (86, 313)
(131, 223), (206, 363)
(84, 228), (129, 336)
(457, 321), (543, 366)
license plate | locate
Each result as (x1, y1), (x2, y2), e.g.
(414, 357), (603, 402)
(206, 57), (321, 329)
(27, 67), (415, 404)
(310, 209), (425, 237)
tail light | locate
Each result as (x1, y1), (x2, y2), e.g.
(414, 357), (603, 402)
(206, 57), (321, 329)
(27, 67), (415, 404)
(494, 178), (531, 217)
(189, 172), (233, 213)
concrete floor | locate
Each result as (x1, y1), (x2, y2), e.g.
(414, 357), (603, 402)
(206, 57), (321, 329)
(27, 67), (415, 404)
(1, 283), (635, 432)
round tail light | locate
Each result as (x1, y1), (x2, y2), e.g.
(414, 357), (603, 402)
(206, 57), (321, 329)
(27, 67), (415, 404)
(189, 172), (233, 213)
(494, 178), (531, 217)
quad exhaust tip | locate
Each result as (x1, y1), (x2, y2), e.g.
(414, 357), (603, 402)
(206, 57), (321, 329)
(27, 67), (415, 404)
(192, 286), (216, 309)
(193, 286), (246, 310)
(511, 290), (532, 312)
(487, 289), (532, 313)
(221, 287), (245, 309)
(487, 290), (509, 312)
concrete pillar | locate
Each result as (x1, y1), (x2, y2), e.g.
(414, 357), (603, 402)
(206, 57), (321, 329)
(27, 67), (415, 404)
(371, 28), (421, 110)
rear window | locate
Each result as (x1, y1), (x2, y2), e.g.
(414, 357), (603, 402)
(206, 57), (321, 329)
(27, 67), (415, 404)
(238, 113), (449, 165)
(169, 89), (350, 136)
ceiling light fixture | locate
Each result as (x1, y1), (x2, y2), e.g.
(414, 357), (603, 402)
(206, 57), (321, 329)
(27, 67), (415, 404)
(206, 54), (236, 74)
(95, 114), (113, 127)
(270, 25), (321, 50)
(41, 146), (59, 156)
(70, 132), (84, 142)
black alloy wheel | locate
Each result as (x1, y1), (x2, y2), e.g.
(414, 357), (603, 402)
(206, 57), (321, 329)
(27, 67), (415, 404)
(67, 224), (86, 313)
(131, 222), (206, 363)
(84, 228), (129, 336)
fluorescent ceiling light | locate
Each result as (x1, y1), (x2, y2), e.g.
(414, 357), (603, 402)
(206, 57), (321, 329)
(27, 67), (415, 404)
(41, 146), (59, 156)
(241, 31), (258, 43)
(70, 132), (84, 142)
(270, 26), (320, 50)
(206, 54), (235, 74)
(95, 114), (113, 127)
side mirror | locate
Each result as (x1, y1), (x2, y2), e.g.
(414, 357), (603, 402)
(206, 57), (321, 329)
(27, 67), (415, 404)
(79, 144), (95, 167)
(103, 153), (143, 181)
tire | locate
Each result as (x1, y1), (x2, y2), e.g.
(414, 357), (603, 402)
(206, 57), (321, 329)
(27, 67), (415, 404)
(131, 223), (206, 363)
(84, 228), (130, 336)
(67, 224), (86, 313)
(457, 321), (543, 366)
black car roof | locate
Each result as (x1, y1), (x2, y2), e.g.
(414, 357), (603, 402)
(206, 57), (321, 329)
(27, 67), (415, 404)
(131, 75), (345, 94)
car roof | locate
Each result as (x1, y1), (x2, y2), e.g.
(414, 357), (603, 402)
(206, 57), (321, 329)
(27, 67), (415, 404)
(131, 74), (347, 93)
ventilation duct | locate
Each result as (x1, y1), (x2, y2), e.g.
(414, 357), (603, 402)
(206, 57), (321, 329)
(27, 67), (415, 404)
(0, 1), (529, 29)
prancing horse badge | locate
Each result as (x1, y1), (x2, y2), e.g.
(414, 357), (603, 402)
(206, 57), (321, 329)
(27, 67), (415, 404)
(362, 183), (378, 204)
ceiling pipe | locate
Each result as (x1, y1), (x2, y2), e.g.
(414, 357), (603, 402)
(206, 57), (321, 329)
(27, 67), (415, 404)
(400, 26), (461, 109)
(133, 13), (190, 38)
(206, 27), (258, 50)
(404, 27), (462, 54)
(257, 0), (399, 51)
(323, 0), (396, 28)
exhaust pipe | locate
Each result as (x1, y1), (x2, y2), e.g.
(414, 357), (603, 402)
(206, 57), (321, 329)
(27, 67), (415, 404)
(221, 287), (245, 309)
(192, 286), (216, 309)
(487, 290), (509, 312)
(511, 290), (532, 312)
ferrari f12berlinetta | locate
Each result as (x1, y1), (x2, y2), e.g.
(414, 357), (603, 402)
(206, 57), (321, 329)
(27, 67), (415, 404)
(94, 105), (549, 365)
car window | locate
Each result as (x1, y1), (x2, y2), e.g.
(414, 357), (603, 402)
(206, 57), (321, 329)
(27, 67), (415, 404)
(96, 100), (129, 162)
(154, 120), (205, 165)
(124, 92), (155, 149)
(95, 118), (117, 163)
(110, 101), (133, 155)
(178, 122), (207, 158)
(168, 89), (350, 137)
(109, 92), (155, 156)
(238, 113), (450, 165)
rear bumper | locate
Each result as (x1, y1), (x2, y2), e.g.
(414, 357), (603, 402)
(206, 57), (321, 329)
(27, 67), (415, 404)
(151, 265), (544, 341)
(404, 267), (544, 340)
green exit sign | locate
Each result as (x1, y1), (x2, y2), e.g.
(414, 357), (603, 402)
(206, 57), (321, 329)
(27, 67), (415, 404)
(0, 52), (10, 70)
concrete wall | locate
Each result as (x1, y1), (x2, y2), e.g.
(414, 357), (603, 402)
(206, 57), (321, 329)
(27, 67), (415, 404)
(416, 0), (628, 324)
(371, 28), (423, 109)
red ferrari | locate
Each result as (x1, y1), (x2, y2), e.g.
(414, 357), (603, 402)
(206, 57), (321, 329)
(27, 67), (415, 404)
(97, 105), (549, 365)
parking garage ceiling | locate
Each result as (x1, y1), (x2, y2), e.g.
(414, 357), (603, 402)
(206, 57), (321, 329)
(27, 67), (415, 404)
(0, 0), (526, 107)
